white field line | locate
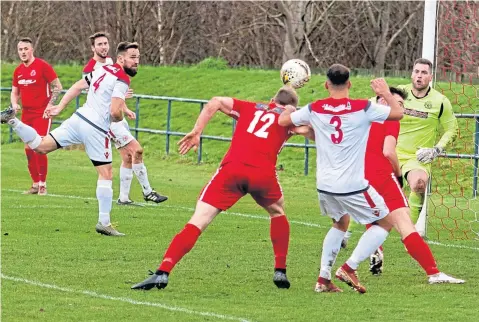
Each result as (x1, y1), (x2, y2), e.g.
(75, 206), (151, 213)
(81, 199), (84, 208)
(3, 189), (478, 252)
(1, 274), (252, 322)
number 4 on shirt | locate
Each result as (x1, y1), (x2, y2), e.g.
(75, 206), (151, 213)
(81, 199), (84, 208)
(247, 110), (275, 138)
(92, 73), (106, 92)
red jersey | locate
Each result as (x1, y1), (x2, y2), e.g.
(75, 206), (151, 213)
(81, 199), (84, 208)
(12, 58), (58, 114)
(365, 120), (400, 180)
(221, 99), (292, 169)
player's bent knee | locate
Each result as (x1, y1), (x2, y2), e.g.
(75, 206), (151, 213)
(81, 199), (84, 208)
(374, 217), (393, 232)
(333, 215), (350, 232)
(413, 179), (426, 193)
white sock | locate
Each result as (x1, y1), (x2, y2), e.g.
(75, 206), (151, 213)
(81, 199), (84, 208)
(39, 181), (46, 187)
(119, 167), (133, 201)
(9, 118), (42, 149)
(346, 225), (389, 270)
(132, 162), (152, 195)
(96, 180), (113, 225)
(319, 227), (346, 280)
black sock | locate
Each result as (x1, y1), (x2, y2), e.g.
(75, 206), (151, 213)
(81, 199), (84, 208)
(155, 269), (169, 276)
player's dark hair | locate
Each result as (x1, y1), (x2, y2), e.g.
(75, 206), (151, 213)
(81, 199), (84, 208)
(116, 42), (139, 56)
(18, 37), (33, 44)
(413, 58), (433, 73)
(274, 86), (298, 107)
(89, 32), (109, 46)
(326, 64), (350, 86)
(390, 87), (407, 100)
(376, 87), (408, 102)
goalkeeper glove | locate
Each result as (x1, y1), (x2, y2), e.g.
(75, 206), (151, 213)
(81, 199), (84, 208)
(416, 146), (444, 164)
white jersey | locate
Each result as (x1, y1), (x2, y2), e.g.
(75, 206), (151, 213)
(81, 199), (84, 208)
(291, 98), (391, 194)
(82, 57), (114, 76)
(76, 64), (129, 131)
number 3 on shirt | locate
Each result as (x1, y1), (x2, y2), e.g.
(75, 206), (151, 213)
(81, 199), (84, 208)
(92, 73), (106, 92)
(330, 115), (343, 144)
(247, 110), (275, 138)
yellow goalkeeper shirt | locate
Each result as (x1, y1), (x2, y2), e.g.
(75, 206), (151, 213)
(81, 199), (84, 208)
(396, 84), (458, 159)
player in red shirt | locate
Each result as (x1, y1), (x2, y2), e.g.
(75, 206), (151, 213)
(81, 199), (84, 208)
(11, 37), (62, 195)
(132, 86), (311, 290)
(356, 87), (464, 284)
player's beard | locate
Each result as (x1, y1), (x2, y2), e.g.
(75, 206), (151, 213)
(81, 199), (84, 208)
(124, 66), (138, 77)
(413, 81), (429, 91)
(95, 50), (108, 59)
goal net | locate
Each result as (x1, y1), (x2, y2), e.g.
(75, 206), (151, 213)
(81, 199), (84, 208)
(423, 0), (478, 240)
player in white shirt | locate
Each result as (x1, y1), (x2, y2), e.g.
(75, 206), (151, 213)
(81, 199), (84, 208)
(84, 32), (167, 205)
(1, 42), (140, 236)
(279, 64), (404, 293)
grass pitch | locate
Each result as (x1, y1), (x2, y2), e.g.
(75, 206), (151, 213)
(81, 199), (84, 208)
(2, 143), (478, 321)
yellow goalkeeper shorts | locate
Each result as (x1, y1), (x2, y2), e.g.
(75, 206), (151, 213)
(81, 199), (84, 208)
(399, 155), (431, 177)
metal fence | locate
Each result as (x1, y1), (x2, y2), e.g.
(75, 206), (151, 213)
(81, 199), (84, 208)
(2, 88), (478, 196)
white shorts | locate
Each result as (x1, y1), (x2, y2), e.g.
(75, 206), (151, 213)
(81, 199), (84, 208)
(318, 186), (389, 224)
(49, 114), (112, 163)
(110, 119), (135, 149)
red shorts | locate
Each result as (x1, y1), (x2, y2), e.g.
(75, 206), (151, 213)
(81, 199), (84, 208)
(369, 173), (408, 212)
(199, 162), (283, 211)
(21, 113), (51, 137)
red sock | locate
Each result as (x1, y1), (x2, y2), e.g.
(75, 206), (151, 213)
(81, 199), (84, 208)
(403, 232), (440, 275)
(158, 223), (202, 273)
(365, 224), (384, 252)
(270, 215), (290, 269)
(341, 262), (355, 273)
(37, 154), (48, 183)
(317, 276), (330, 284)
(25, 148), (39, 183)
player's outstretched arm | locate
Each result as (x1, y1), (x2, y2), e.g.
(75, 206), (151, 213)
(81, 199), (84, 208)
(416, 98), (458, 164)
(370, 78), (403, 121)
(44, 78), (88, 119)
(191, 97), (233, 134)
(436, 97), (458, 150)
(278, 105), (298, 127)
(177, 97), (233, 155)
(291, 125), (315, 140)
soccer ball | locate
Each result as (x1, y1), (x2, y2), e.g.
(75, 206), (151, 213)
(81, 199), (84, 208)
(280, 59), (311, 89)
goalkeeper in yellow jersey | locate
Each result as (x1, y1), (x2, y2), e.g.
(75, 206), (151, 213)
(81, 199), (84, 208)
(397, 58), (458, 224)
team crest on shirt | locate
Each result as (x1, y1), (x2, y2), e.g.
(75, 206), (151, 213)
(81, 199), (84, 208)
(255, 103), (268, 111)
(30, 70), (36, 76)
(424, 101), (432, 109)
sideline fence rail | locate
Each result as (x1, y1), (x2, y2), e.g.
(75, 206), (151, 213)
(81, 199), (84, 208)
(2, 88), (478, 196)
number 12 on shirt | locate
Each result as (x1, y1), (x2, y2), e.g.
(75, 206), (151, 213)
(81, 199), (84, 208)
(247, 110), (275, 138)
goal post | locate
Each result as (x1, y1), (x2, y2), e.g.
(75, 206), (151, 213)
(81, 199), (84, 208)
(418, 0), (479, 240)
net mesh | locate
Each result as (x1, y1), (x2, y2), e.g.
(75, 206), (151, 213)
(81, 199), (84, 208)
(428, 0), (478, 240)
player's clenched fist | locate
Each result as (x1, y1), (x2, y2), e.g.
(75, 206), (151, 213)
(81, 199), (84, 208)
(178, 131), (200, 155)
(370, 78), (390, 97)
